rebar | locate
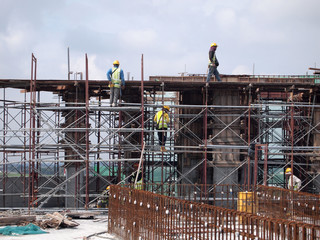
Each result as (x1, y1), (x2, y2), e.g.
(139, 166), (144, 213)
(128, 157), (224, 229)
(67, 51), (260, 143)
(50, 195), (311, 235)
(108, 185), (320, 240)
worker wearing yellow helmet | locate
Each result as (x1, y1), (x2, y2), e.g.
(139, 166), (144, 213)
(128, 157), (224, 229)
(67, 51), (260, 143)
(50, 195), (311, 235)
(163, 105), (170, 111)
(285, 168), (301, 191)
(154, 106), (170, 152)
(97, 185), (110, 208)
(206, 42), (221, 84)
(107, 60), (125, 107)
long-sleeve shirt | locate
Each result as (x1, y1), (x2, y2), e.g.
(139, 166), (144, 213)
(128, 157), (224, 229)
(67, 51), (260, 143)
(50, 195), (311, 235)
(106, 66), (125, 86)
(288, 175), (302, 191)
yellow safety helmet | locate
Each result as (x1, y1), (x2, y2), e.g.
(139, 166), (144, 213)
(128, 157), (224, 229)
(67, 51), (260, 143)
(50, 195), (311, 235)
(210, 42), (218, 47)
(285, 168), (292, 174)
(163, 106), (170, 111)
(113, 60), (120, 65)
(106, 186), (110, 190)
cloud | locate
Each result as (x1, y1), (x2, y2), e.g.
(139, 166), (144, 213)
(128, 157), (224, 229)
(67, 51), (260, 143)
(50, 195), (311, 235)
(120, 29), (157, 49)
(1, 25), (27, 52)
(87, 55), (108, 80)
(232, 65), (253, 75)
(0, 0), (319, 80)
(216, 8), (236, 30)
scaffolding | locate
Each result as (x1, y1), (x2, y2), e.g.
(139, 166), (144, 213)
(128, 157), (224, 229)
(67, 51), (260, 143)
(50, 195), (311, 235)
(0, 54), (320, 209)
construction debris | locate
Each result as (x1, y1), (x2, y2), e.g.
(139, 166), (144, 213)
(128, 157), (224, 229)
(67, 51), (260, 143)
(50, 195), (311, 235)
(83, 231), (109, 240)
(66, 211), (100, 219)
(0, 211), (79, 230)
(0, 215), (37, 226)
(37, 212), (79, 229)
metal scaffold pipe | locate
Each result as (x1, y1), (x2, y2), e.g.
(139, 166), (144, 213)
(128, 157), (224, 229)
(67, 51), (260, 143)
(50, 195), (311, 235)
(1, 63), (320, 209)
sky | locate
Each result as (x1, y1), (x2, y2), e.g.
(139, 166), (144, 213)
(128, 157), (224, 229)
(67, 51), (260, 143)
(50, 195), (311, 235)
(0, 0), (320, 81)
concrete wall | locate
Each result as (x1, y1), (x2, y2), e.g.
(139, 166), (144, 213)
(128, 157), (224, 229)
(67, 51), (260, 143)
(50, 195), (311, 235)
(0, 176), (109, 208)
(0, 177), (65, 208)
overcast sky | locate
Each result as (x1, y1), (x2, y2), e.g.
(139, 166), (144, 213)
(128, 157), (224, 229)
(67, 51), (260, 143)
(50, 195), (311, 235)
(0, 0), (320, 81)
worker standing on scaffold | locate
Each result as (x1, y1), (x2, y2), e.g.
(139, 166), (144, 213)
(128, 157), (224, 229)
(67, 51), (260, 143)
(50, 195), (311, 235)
(106, 60), (125, 107)
(154, 106), (170, 152)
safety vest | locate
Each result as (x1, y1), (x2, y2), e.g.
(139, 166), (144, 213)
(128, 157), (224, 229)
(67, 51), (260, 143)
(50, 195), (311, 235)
(134, 172), (143, 190)
(135, 179), (143, 190)
(208, 53), (216, 66)
(156, 110), (169, 129)
(111, 67), (121, 88)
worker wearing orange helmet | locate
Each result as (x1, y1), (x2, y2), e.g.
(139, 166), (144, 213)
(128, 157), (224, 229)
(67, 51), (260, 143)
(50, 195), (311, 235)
(285, 168), (301, 191)
(154, 106), (170, 152)
(206, 42), (221, 84)
(107, 60), (125, 107)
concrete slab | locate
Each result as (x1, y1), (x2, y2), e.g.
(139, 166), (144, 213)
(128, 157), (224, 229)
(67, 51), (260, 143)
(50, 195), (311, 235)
(0, 218), (120, 240)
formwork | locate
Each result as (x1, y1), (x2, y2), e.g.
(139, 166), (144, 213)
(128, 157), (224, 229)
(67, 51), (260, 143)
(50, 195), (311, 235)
(0, 54), (320, 211)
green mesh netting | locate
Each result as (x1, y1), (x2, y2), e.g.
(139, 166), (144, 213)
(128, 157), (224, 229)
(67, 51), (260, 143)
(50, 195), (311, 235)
(0, 223), (47, 236)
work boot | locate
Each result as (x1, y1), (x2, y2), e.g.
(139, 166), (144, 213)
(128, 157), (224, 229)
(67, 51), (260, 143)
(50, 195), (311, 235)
(205, 82), (209, 87)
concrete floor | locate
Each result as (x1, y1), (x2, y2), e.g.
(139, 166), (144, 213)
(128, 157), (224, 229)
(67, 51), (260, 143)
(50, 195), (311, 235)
(0, 218), (120, 240)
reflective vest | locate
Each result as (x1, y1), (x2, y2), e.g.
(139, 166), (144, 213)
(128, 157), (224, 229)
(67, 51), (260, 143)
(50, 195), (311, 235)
(111, 67), (121, 88)
(135, 179), (143, 190)
(208, 53), (216, 66)
(155, 110), (169, 129)
(134, 172), (143, 190)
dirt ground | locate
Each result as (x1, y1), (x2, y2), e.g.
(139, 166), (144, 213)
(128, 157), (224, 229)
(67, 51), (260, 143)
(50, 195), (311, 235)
(0, 217), (120, 240)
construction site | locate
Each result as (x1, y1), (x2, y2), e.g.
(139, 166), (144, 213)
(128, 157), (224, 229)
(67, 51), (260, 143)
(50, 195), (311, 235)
(1, 53), (320, 239)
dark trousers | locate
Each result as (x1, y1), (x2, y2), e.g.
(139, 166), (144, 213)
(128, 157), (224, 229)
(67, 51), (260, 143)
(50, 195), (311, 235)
(157, 129), (167, 146)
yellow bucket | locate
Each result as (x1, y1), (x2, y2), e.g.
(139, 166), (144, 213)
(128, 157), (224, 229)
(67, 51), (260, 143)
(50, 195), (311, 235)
(237, 192), (257, 224)
(237, 192), (257, 214)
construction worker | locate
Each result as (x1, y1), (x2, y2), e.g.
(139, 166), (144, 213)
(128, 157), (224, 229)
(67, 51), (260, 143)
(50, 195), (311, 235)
(285, 168), (301, 191)
(97, 186), (110, 208)
(107, 60), (125, 107)
(206, 42), (221, 84)
(134, 171), (143, 190)
(154, 106), (170, 152)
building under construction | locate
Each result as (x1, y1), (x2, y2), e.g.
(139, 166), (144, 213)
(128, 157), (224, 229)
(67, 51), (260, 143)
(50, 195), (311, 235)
(1, 54), (320, 238)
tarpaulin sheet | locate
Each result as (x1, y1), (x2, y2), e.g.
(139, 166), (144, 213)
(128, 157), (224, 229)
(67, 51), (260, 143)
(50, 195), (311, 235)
(0, 223), (47, 236)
